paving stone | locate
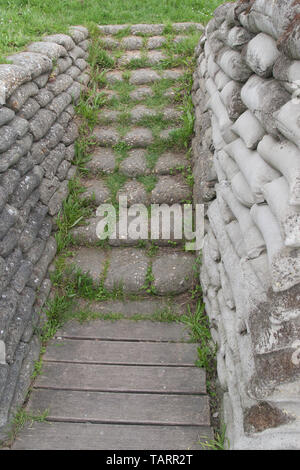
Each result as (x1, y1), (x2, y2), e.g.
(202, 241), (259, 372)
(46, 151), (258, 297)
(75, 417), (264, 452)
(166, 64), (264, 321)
(99, 109), (120, 123)
(162, 106), (183, 121)
(151, 175), (191, 204)
(118, 51), (142, 66)
(130, 105), (156, 122)
(117, 179), (150, 206)
(93, 126), (120, 146)
(119, 149), (149, 176)
(129, 86), (154, 101)
(106, 71), (124, 84)
(124, 127), (153, 147)
(129, 69), (161, 85)
(131, 24), (164, 35)
(81, 179), (110, 205)
(161, 69), (184, 80)
(69, 247), (107, 283)
(70, 217), (102, 245)
(147, 36), (166, 49)
(86, 148), (116, 174)
(104, 248), (149, 293)
(152, 251), (196, 295)
(121, 36), (143, 50)
(147, 50), (167, 65)
(154, 151), (188, 174)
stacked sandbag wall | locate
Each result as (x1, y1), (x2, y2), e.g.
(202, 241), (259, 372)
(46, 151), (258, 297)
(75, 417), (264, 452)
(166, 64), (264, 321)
(0, 26), (89, 438)
(192, 0), (300, 449)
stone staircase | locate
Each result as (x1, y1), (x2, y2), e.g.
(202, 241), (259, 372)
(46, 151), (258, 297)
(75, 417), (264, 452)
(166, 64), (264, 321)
(11, 23), (213, 450)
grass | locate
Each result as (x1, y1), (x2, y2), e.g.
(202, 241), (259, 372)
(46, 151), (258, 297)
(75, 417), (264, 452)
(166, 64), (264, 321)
(0, 0), (226, 56)
(200, 423), (230, 450)
(2, 408), (49, 448)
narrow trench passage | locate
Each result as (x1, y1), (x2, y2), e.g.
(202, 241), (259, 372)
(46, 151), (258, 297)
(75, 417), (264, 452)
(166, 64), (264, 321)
(12, 23), (213, 450)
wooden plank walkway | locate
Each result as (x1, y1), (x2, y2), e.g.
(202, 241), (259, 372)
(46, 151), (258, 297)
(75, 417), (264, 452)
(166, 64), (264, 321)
(12, 320), (213, 450)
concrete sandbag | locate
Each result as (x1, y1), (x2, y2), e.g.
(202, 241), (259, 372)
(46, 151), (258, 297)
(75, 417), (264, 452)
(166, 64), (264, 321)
(215, 70), (231, 91)
(242, 252), (271, 292)
(241, 75), (290, 135)
(215, 185), (236, 224)
(217, 149), (239, 181)
(211, 114), (227, 151)
(226, 26), (253, 50)
(207, 223), (221, 262)
(257, 135), (300, 205)
(216, 46), (253, 83)
(231, 110), (265, 149)
(231, 171), (256, 207)
(262, 176), (300, 248)
(205, 77), (218, 97)
(273, 54), (300, 85)
(250, 204), (284, 266)
(219, 262), (235, 309)
(214, 151), (227, 182)
(220, 80), (247, 120)
(207, 53), (220, 78)
(226, 220), (247, 259)
(225, 138), (280, 201)
(243, 32), (280, 78)
(217, 182), (266, 259)
(203, 235), (221, 289)
(274, 100), (300, 150)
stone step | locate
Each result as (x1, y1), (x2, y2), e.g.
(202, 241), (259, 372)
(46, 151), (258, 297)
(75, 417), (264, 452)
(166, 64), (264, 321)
(97, 23), (204, 36)
(117, 50), (172, 67)
(80, 174), (192, 206)
(100, 35), (188, 51)
(106, 68), (184, 85)
(65, 296), (190, 318)
(66, 246), (196, 295)
(12, 421), (213, 450)
(86, 147), (189, 176)
(102, 85), (178, 103)
(55, 319), (191, 342)
(92, 125), (183, 148)
(99, 105), (183, 124)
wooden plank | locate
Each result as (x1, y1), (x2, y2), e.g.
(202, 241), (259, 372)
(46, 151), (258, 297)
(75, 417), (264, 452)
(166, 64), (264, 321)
(12, 421), (213, 450)
(44, 338), (198, 366)
(27, 389), (210, 425)
(56, 319), (190, 342)
(35, 362), (206, 394)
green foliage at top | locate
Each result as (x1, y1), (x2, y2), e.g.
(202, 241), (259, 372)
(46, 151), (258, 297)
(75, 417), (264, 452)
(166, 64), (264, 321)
(0, 0), (226, 55)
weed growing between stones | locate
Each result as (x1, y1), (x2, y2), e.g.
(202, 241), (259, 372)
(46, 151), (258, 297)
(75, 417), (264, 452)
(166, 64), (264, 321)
(1, 409), (49, 448)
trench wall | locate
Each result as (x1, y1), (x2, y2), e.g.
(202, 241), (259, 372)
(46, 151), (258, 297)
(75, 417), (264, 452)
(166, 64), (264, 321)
(0, 26), (89, 437)
(192, 0), (300, 449)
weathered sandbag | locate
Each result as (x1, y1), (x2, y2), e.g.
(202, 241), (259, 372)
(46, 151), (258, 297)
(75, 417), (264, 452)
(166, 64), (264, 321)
(217, 149), (239, 181)
(243, 32), (280, 78)
(214, 2), (234, 27)
(206, 223), (221, 262)
(214, 151), (227, 182)
(218, 262), (235, 309)
(231, 171), (256, 208)
(250, 204), (284, 266)
(217, 349), (228, 391)
(218, 290), (241, 365)
(211, 114), (226, 151)
(215, 70), (231, 91)
(208, 91), (236, 143)
(273, 54), (300, 85)
(216, 185), (236, 224)
(203, 235), (221, 289)
(262, 176), (300, 248)
(277, 18), (300, 60)
(257, 135), (300, 205)
(207, 52), (220, 78)
(220, 80), (247, 120)
(216, 46), (253, 83)
(205, 77), (218, 97)
(207, 286), (221, 323)
(231, 110), (265, 149)
(200, 264), (210, 295)
(217, 182), (266, 258)
(226, 26), (253, 50)
(207, 34), (224, 56)
(271, 246), (300, 292)
(274, 101), (300, 150)
(199, 57), (207, 78)
(225, 138), (280, 201)
(241, 75), (290, 135)
(242, 252), (271, 292)
(226, 220), (247, 259)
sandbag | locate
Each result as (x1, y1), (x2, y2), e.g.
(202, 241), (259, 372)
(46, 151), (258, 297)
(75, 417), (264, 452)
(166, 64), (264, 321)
(215, 70), (231, 91)
(225, 138), (280, 201)
(217, 182), (266, 258)
(274, 100), (300, 150)
(213, 151), (227, 182)
(226, 26), (253, 50)
(231, 171), (256, 208)
(262, 176), (300, 248)
(211, 114), (226, 151)
(243, 32), (280, 78)
(257, 135), (300, 205)
(217, 149), (239, 181)
(220, 80), (246, 120)
(203, 235), (221, 289)
(231, 110), (265, 149)
(226, 220), (247, 259)
(219, 262), (235, 309)
(216, 46), (253, 83)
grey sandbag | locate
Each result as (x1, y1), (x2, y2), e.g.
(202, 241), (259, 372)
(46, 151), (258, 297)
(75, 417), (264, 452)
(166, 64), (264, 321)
(231, 110), (265, 149)
(274, 100), (300, 150)
(243, 32), (280, 78)
(257, 135), (300, 205)
(231, 171), (256, 207)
